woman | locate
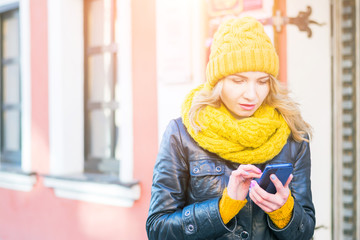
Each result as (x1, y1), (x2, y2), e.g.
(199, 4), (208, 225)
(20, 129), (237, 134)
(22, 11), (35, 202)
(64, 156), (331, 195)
(146, 17), (315, 240)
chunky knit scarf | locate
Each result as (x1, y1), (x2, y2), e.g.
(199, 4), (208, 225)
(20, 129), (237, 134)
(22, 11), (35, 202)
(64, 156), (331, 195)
(181, 85), (291, 164)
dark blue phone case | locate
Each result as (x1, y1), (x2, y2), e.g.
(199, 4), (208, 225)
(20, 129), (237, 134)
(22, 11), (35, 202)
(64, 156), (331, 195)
(256, 163), (293, 194)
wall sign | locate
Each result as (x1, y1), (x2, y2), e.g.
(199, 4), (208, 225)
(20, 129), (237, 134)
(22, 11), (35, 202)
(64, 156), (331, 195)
(156, 0), (193, 84)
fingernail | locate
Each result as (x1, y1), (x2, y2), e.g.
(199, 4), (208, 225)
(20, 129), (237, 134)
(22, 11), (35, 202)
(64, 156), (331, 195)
(271, 174), (276, 180)
(245, 171), (249, 175)
(257, 168), (262, 173)
(250, 180), (256, 188)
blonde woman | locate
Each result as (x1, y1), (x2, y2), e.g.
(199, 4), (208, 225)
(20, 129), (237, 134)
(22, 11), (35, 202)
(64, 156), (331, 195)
(147, 17), (315, 240)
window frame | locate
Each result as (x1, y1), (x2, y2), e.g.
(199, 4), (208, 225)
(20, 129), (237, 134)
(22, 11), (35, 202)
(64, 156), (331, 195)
(0, 7), (22, 167)
(0, 0), (36, 192)
(45, 0), (137, 207)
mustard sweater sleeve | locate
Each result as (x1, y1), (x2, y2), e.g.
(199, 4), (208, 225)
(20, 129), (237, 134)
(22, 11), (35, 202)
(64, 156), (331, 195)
(219, 188), (247, 224)
(267, 194), (294, 229)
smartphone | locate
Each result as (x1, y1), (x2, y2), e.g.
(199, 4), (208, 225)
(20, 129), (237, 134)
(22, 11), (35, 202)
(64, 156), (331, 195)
(256, 163), (293, 194)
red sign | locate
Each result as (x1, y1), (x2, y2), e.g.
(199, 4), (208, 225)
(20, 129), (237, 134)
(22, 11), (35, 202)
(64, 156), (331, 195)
(207, 0), (243, 17)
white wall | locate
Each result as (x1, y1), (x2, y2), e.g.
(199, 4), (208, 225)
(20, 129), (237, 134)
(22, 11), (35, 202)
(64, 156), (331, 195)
(156, 0), (205, 139)
(286, 1), (332, 239)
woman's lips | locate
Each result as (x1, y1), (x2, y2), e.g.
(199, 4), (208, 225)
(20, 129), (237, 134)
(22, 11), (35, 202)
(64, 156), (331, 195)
(239, 104), (256, 111)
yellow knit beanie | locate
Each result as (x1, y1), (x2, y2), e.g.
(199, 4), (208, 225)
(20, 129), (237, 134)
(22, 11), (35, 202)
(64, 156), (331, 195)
(206, 17), (279, 88)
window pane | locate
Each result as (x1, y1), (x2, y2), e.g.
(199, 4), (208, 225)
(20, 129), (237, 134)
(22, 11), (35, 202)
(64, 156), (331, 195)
(114, 109), (121, 159)
(89, 109), (112, 158)
(87, 0), (112, 47)
(98, 158), (119, 174)
(87, 53), (114, 102)
(84, 0), (118, 174)
(3, 110), (20, 151)
(2, 10), (19, 59)
(3, 64), (20, 104)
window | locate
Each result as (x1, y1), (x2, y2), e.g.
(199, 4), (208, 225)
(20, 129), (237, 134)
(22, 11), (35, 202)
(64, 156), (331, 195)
(0, 7), (21, 168)
(45, 0), (138, 206)
(0, 1), (35, 192)
(84, 0), (120, 176)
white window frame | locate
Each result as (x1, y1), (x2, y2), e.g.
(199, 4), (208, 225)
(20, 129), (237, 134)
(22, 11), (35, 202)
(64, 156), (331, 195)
(44, 0), (139, 207)
(0, 0), (36, 192)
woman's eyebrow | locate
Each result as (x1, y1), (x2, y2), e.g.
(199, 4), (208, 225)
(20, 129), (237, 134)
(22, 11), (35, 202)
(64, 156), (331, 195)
(233, 74), (248, 78)
(232, 74), (269, 79)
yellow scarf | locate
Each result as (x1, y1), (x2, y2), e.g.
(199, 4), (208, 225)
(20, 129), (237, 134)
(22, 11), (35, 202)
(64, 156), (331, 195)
(181, 85), (291, 164)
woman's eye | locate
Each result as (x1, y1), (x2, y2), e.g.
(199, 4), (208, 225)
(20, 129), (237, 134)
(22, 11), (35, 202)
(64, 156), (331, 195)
(232, 79), (245, 83)
(258, 80), (269, 85)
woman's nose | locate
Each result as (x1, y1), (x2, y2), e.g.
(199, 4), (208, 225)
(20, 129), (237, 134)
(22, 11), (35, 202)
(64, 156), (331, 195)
(243, 83), (257, 100)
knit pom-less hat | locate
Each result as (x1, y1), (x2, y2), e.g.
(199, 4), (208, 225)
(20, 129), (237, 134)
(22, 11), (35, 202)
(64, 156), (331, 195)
(206, 17), (279, 87)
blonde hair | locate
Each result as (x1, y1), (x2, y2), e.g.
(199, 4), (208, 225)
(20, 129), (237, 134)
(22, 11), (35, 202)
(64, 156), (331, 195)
(189, 76), (312, 142)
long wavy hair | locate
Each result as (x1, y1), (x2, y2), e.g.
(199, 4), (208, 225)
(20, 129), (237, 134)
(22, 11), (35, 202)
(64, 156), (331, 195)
(188, 75), (312, 142)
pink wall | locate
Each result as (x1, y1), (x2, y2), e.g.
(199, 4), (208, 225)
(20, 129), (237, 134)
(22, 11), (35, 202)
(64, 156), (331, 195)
(131, 0), (158, 237)
(30, 0), (49, 174)
(0, 0), (157, 239)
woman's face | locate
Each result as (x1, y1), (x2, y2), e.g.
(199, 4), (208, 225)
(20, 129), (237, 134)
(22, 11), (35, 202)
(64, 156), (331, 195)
(220, 71), (270, 119)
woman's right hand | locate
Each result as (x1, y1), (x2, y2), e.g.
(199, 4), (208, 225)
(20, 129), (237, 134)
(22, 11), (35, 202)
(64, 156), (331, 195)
(227, 164), (262, 201)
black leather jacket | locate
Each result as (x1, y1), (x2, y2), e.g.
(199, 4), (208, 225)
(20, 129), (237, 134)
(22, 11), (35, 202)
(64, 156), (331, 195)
(146, 118), (315, 240)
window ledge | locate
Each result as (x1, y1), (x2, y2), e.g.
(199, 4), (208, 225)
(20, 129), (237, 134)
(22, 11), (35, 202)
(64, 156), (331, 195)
(43, 174), (141, 207)
(0, 169), (37, 192)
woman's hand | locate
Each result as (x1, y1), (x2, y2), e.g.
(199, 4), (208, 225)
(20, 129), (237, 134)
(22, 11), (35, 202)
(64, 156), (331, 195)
(249, 174), (293, 212)
(227, 164), (262, 201)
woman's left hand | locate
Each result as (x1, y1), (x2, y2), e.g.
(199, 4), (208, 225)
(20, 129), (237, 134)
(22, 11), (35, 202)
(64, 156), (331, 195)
(249, 174), (293, 212)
